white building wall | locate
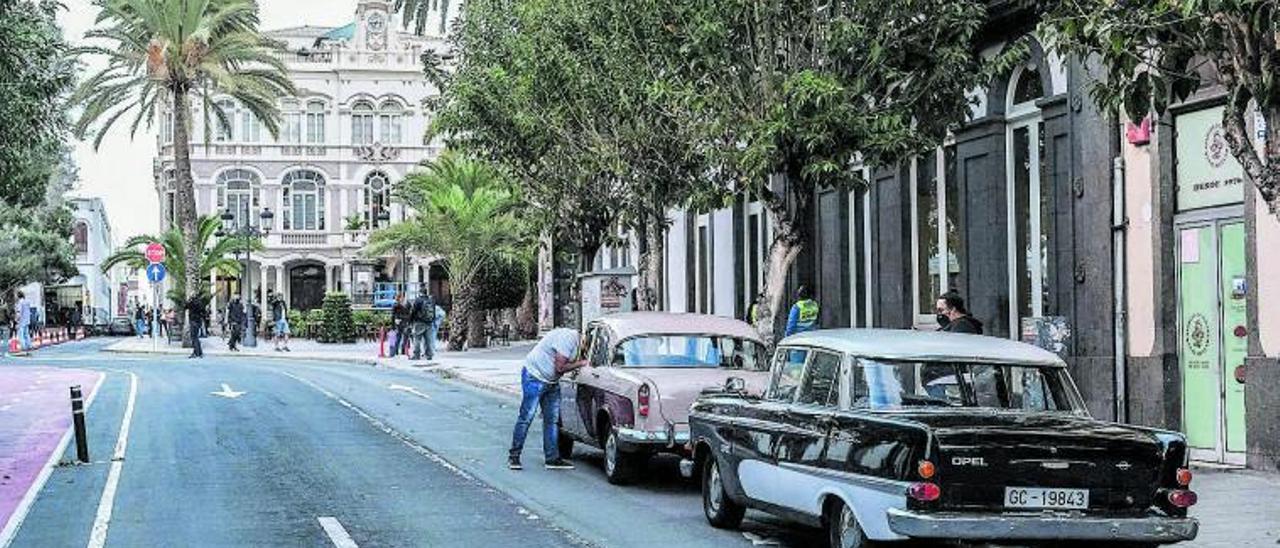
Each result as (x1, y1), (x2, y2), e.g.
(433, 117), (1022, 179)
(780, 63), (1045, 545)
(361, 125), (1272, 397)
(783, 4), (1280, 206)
(712, 208), (736, 317)
(665, 210), (688, 313)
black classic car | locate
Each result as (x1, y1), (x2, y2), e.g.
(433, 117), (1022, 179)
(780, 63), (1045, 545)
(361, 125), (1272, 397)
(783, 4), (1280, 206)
(688, 329), (1199, 547)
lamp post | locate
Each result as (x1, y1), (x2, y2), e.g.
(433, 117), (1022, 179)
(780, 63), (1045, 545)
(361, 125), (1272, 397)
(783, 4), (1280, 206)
(217, 206), (273, 347)
(375, 208), (408, 291)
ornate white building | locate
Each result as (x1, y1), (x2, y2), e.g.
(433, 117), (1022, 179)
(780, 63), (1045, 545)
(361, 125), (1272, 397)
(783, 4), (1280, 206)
(153, 0), (457, 312)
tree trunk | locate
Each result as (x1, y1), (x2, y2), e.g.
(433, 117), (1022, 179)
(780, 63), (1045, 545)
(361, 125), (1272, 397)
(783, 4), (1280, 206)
(754, 169), (812, 345)
(448, 281), (471, 351)
(515, 266), (538, 338)
(635, 214), (665, 311)
(172, 90), (200, 348)
(1221, 91), (1280, 221)
(467, 306), (486, 348)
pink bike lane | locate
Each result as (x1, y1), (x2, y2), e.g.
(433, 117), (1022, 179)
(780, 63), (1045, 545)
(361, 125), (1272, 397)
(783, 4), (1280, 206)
(0, 366), (103, 540)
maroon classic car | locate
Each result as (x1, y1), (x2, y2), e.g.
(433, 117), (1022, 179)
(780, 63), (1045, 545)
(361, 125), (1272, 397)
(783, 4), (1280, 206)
(556, 312), (771, 484)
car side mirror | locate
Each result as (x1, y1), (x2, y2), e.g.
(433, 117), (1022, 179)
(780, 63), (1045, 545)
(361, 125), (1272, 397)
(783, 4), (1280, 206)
(724, 376), (746, 393)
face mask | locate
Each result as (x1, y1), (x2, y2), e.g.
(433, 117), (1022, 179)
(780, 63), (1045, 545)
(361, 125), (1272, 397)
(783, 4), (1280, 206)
(936, 314), (951, 328)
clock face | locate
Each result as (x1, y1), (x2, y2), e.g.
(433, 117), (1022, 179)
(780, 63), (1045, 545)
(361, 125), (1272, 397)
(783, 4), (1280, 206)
(367, 12), (387, 50)
(368, 12), (385, 33)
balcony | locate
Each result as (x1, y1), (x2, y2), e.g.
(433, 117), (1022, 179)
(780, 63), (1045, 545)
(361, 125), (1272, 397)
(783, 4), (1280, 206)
(156, 142), (443, 165)
(268, 46), (430, 72)
(275, 232), (333, 247)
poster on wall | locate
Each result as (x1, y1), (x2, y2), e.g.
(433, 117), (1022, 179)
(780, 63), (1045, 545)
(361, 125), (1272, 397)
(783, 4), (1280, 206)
(1175, 106), (1245, 211)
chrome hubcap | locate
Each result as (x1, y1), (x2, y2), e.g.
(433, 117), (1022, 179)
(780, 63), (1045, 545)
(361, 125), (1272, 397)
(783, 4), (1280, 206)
(707, 462), (723, 513)
(838, 506), (858, 548)
(605, 433), (616, 476)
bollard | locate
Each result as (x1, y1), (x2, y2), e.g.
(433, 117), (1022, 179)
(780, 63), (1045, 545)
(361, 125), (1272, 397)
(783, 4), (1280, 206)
(70, 385), (89, 463)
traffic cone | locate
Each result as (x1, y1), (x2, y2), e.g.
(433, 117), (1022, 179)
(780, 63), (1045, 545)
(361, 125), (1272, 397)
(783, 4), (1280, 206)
(78, 327), (85, 340)
(32, 333), (42, 349)
(7, 337), (18, 354)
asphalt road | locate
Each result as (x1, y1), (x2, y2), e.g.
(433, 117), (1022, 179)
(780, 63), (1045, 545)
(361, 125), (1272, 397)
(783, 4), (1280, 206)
(3, 339), (818, 548)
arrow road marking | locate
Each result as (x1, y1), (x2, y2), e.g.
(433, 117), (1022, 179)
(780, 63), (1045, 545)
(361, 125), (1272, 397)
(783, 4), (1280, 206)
(387, 384), (430, 400)
(210, 383), (245, 399)
(317, 517), (359, 548)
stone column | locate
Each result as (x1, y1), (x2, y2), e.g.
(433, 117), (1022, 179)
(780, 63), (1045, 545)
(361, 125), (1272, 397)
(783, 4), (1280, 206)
(325, 264), (334, 292)
(275, 266), (284, 305)
(341, 261), (352, 297)
(259, 264), (268, 307)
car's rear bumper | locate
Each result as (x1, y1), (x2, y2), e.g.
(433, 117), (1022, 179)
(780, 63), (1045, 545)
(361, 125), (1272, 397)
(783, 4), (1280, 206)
(887, 508), (1198, 542)
(615, 423), (690, 453)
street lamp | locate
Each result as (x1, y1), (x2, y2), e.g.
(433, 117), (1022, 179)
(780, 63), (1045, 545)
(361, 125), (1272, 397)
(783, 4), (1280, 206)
(218, 206), (273, 347)
(375, 208), (408, 291)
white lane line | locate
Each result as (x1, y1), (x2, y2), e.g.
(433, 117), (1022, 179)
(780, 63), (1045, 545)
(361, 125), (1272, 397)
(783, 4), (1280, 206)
(317, 517), (359, 548)
(387, 384), (430, 399)
(86, 370), (139, 548)
(0, 371), (105, 548)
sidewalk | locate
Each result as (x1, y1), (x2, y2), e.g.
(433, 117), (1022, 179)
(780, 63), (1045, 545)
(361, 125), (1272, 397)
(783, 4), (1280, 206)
(103, 336), (531, 396)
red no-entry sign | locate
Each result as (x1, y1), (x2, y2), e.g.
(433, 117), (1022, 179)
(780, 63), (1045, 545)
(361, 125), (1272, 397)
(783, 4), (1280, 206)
(145, 243), (166, 264)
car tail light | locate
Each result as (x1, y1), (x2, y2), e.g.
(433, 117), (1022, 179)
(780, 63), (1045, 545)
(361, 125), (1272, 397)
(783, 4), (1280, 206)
(1176, 467), (1193, 486)
(917, 460), (936, 480)
(1168, 489), (1198, 508)
(908, 482), (941, 502)
(638, 384), (650, 417)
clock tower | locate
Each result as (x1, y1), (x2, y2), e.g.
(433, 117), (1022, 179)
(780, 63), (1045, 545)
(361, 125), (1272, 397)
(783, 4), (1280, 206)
(354, 0), (395, 51)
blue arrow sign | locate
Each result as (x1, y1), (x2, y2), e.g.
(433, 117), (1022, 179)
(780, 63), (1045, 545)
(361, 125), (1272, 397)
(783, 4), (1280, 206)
(146, 263), (166, 283)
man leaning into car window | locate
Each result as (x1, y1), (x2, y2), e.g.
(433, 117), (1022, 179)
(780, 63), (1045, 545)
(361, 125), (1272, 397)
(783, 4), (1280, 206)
(508, 327), (587, 471)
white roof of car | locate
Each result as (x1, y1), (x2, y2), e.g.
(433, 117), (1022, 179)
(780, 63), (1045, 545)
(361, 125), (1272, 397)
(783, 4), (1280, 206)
(593, 312), (763, 343)
(780, 328), (1066, 368)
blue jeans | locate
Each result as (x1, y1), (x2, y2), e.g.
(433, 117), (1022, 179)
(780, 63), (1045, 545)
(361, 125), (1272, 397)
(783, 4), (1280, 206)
(17, 324), (30, 350)
(135, 320), (145, 338)
(427, 324), (438, 358)
(509, 368), (561, 462)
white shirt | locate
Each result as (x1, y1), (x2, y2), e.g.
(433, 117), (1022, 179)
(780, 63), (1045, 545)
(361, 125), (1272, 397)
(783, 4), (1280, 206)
(525, 328), (581, 383)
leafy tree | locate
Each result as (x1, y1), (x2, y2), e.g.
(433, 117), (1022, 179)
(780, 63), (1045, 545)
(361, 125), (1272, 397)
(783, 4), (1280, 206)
(1043, 0), (1280, 219)
(101, 215), (262, 317)
(317, 292), (356, 343)
(367, 153), (529, 350)
(73, 0), (294, 325)
(672, 0), (1008, 341)
(0, 0), (75, 209)
(0, 201), (77, 325)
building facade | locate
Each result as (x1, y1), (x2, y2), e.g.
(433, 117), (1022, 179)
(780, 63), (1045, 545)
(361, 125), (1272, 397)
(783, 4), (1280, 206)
(41, 197), (116, 325)
(612, 4), (1278, 471)
(153, 0), (456, 314)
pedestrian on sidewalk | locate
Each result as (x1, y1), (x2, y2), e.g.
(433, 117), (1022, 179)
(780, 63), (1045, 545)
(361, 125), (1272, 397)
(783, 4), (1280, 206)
(784, 285), (820, 337)
(389, 292), (410, 358)
(187, 293), (206, 358)
(269, 291), (290, 352)
(936, 290), (983, 334)
(408, 287), (435, 361)
(508, 327), (586, 471)
(226, 296), (245, 351)
(133, 304), (146, 339)
(14, 291), (31, 351)
(428, 302), (446, 360)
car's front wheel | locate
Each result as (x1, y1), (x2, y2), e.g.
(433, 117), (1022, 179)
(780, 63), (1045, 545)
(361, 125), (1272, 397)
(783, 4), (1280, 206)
(825, 498), (871, 548)
(602, 429), (639, 484)
(701, 456), (745, 529)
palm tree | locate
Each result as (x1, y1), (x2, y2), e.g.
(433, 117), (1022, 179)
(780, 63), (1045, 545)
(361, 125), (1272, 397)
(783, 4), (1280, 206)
(102, 215), (263, 339)
(367, 153), (530, 351)
(73, 0), (294, 325)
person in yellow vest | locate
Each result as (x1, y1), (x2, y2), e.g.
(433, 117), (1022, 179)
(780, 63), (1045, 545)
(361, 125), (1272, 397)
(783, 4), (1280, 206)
(784, 285), (819, 337)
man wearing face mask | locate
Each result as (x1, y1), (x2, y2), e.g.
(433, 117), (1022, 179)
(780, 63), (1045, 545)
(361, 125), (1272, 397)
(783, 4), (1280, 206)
(935, 290), (983, 334)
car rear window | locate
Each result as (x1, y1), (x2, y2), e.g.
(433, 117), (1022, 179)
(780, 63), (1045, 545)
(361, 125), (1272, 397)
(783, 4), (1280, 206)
(615, 335), (768, 370)
(851, 359), (1084, 413)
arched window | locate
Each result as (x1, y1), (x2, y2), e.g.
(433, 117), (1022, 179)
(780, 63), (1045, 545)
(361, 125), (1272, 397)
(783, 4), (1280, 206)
(214, 99), (235, 142)
(379, 101), (403, 144)
(352, 101), (375, 145)
(73, 221), (89, 254)
(1005, 62), (1052, 334)
(215, 168), (262, 229)
(306, 101), (326, 144)
(282, 169), (326, 231)
(364, 171), (392, 228)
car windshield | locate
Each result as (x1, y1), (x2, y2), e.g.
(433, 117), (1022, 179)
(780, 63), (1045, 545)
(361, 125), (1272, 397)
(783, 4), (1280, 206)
(615, 335), (768, 370)
(853, 359), (1085, 413)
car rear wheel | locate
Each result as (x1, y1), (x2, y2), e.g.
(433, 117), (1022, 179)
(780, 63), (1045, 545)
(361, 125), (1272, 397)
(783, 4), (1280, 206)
(825, 499), (871, 548)
(602, 429), (637, 485)
(701, 456), (745, 529)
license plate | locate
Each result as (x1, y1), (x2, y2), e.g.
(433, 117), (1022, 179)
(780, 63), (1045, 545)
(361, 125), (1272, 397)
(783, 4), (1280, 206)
(1004, 487), (1089, 509)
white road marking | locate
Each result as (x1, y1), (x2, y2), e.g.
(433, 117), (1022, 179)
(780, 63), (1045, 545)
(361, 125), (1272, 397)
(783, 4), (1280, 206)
(387, 384), (431, 400)
(742, 532), (781, 546)
(87, 370), (139, 548)
(0, 371), (105, 548)
(317, 517), (359, 548)
(210, 383), (245, 399)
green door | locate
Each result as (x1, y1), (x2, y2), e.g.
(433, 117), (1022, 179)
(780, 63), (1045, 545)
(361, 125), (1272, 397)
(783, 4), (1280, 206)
(1179, 225), (1220, 454)
(1219, 222), (1247, 454)
(1178, 220), (1247, 462)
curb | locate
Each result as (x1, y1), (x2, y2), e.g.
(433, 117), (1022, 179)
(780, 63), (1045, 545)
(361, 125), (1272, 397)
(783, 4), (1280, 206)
(430, 367), (520, 398)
